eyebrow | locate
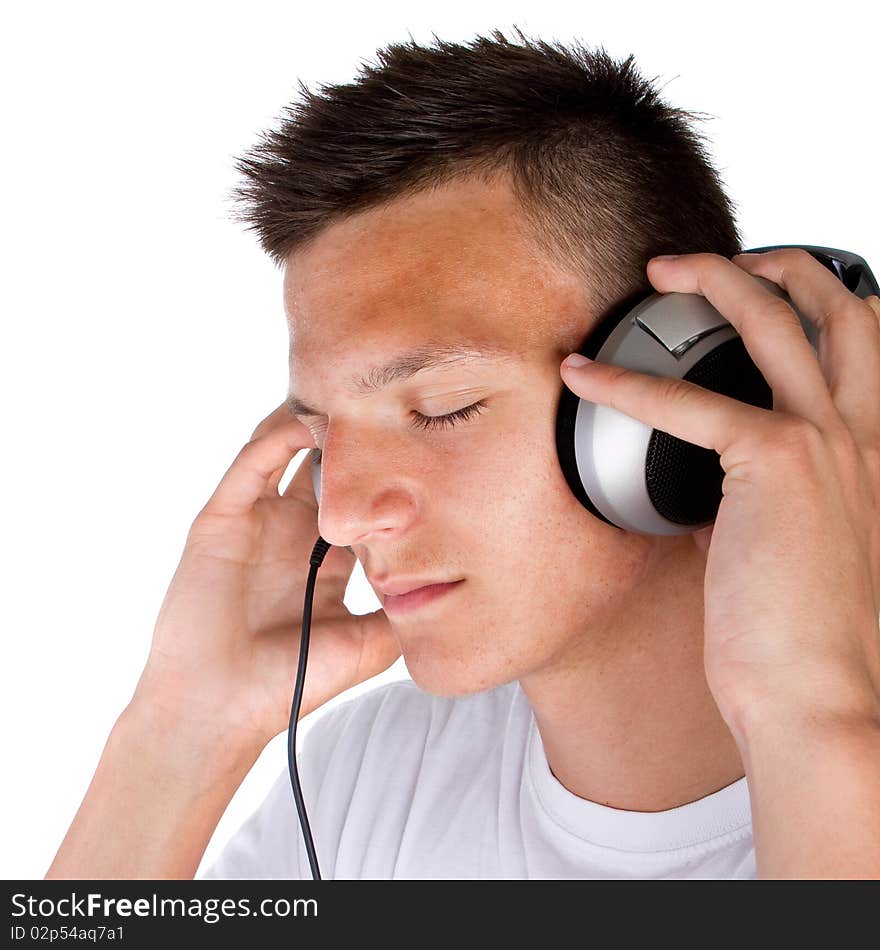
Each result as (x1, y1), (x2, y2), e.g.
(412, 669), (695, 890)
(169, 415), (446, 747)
(286, 342), (517, 418)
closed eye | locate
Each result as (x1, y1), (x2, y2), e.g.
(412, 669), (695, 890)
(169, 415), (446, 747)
(309, 401), (489, 461)
(410, 400), (488, 431)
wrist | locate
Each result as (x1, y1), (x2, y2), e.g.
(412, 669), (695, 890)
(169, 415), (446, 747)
(120, 690), (266, 784)
(45, 696), (267, 880)
(724, 686), (880, 755)
(731, 704), (880, 879)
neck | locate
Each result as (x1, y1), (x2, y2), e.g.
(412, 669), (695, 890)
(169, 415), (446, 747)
(519, 537), (745, 812)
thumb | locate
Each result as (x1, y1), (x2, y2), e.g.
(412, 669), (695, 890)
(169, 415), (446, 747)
(692, 523), (714, 556)
(354, 608), (402, 680)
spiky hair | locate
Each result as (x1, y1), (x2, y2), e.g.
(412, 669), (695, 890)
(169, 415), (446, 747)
(232, 26), (742, 311)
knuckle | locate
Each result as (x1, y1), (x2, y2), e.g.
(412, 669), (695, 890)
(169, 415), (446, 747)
(249, 405), (293, 442)
(774, 415), (824, 456)
(822, 299), (878, 332)
(847, 297), (874, 319)
(858, 299), (880, 324)
(694, 254), (731, 296)
(765, 297), (798, 321)
(237, 438), (259, 460)
(249, 420), (276, 442)
(188, 508), (215, 540)
(660, 376), (692, 408)
(600, 363), (632, 387)
(746, 297), (798, 336)
(700, 252), (729, 272)
(771, 249), (810, 297)
(699, 252), (726, 265)
(832, 425), (861, 466)
(785, 247), (814, 268)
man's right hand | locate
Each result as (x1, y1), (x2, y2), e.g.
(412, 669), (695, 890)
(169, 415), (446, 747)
(131, 402), (401, 756)
(46, 403), (401, 880)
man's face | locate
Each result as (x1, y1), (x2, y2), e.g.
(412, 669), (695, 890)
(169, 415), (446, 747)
(284, 173), (664, 696)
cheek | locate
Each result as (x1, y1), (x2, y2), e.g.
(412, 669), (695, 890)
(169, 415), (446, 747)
(447, 415), (570, 548)
(437, 390), (642, 566)
(469, 418), (653, 586)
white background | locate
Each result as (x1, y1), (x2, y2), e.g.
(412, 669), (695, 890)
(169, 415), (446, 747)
(2, 0), (877, 879)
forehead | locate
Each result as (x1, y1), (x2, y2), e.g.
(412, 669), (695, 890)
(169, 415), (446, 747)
(282, 174), (588, 364)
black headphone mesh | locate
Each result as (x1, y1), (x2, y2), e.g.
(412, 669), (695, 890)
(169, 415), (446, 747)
(645, 337), (772, 525)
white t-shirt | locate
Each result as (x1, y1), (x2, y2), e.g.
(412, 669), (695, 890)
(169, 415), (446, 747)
(200, 679), (756, 880)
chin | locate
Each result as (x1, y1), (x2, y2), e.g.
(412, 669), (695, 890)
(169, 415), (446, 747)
(402, 648), (516, 699)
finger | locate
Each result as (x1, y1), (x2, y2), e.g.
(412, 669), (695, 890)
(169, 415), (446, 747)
(732, 250), (880, 444)
(869, 296), (880, 341)
(353, 608), (401, 681)
(250, 401), (298, 441)
(250, 402), (310, 497)
(280, 444), (322, 507)
(692, 523), (714, 556)
(560, 355), (773, 468)
(203, 417), (314, 517)
(647, 253), (839, 430)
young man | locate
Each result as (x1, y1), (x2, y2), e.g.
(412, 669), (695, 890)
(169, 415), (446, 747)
(47, 29), (880, 880)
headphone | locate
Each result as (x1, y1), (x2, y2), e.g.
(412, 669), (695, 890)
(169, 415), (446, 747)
(308, 244), (879, 535)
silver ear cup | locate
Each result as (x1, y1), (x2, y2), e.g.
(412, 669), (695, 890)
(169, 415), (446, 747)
(557, 276), (818, 536)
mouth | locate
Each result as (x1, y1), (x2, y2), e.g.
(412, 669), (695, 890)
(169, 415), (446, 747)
(382, 579), (465, 615)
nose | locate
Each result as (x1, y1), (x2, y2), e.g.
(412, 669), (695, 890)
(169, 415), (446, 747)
(310, 439), (420, 549)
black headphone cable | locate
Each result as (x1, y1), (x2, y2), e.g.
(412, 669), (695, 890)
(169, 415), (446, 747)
(287, 534), (332, 881)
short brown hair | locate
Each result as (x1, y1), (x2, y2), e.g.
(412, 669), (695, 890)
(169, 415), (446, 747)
(231, 27), (743, 313)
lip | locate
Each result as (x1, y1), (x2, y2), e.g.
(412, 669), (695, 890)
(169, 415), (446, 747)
(369, 575), (461, 596)
(382, 580), (464, 615)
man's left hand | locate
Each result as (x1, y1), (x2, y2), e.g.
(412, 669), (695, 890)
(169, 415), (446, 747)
(560, 249), (880, 743)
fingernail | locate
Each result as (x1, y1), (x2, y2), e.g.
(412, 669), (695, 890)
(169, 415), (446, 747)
(563, 353), (592, 369)
(651, 254), (679, 262)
